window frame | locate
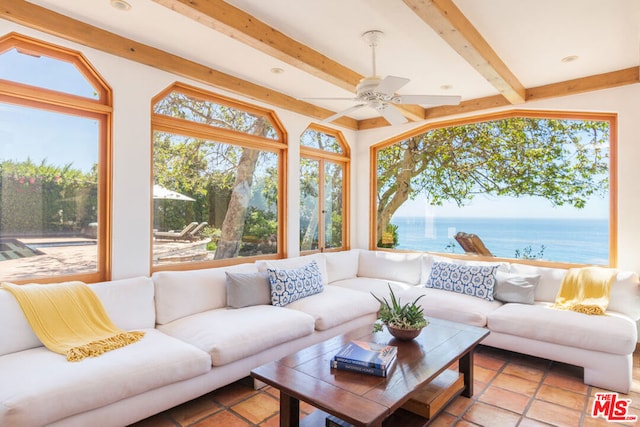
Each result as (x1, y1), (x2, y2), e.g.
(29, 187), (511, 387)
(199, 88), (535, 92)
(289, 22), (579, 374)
(150, 82), (288, 272)
(300, 123), (351, 254)
(0, 32), (112, 283)
(369, 109), (618, 268)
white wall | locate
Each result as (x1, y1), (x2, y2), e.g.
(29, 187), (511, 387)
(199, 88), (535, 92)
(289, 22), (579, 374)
(2, 19), (638, 275)
(355, 84), (640, 271)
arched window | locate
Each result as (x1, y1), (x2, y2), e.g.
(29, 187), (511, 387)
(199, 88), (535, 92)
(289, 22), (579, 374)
(0, 33), (112, 283)
(151, 82), (286, 270)
(300, 124), (350, 253)
(371, 111), (616, 266)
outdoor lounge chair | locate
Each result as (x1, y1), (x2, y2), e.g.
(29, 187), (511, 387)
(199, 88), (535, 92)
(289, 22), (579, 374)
(153, 222), (198, 241)
(187, 222), (208, 241)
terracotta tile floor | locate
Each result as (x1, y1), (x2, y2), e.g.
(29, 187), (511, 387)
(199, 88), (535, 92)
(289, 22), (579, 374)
(130, 346), (640, 427)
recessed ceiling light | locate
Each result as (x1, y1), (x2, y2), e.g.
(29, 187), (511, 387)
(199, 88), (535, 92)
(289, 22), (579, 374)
(561, 55), (579, 63)
(440, 84), (453, 90)
(110, 0), (131, 11)
(270, 67), (284, 74)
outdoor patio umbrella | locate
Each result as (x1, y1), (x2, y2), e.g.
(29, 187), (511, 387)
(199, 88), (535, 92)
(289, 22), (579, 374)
(153, 184), (195, 201)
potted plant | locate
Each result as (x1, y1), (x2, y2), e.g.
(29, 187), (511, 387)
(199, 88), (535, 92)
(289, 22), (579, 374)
(372, 284), (428, 340)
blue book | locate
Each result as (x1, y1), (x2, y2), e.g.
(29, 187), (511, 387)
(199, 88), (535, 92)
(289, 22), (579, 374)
(330, 358), (396, 377)
(333, 340), (397, 370)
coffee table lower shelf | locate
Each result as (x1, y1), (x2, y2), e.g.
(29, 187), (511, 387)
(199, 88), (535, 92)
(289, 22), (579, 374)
(304, 369), (464, 427)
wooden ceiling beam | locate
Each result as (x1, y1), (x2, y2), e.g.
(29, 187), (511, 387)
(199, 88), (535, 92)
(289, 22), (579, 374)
(152, 0), (425, 122)
(0, 0), (358, 129)
(526, 67), (640, 101)
(403, 0), (526, 105)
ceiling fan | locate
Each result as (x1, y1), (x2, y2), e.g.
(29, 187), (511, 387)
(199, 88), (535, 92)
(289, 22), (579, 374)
(307, 30), (461, 125)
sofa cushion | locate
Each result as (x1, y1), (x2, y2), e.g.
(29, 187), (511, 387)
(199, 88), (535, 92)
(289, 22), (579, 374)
(509, 263), (567, 303)
(0, 329), (211, 427)
(256, 253), (329, 286)
(493, 271), (540, 304)
(401, 286), (503, 327)
(285, 285), (379, 330)
(90, 276), (156, 330)
(226, 271), (271, 308)
(608, 271), (640, 320)
(331, 277), (415, 300)
(325, 249), (360, 283)
(0, 277), (155, 357)
(358, 250), (422, 285)
(420, 254), (510, 284)
(488, 303), (637, 355)
(157, 305), (315, 366)
(267, 260), (324, 307)
(426, 261), (499, 301)
(153, 263), (259, 325)
(0, 288), (41, 356)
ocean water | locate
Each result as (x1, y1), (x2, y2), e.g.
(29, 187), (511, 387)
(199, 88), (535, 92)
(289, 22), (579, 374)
(391, 216), (609, 265)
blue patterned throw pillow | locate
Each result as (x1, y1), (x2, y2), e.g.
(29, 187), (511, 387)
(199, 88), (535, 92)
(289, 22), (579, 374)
(267, 260), (324, 307)
(425, 261), (499, 301)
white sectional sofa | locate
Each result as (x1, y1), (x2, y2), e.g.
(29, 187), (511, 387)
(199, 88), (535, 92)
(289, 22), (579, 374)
(1, 249), (638, 426)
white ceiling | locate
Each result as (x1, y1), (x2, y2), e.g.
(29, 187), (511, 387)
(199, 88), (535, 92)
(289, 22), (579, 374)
(26, 0), (640, 122)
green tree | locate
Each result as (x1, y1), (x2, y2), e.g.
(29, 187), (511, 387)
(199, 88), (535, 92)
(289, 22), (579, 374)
(376, 117), (609, 240)
(153, 91), (278, 259)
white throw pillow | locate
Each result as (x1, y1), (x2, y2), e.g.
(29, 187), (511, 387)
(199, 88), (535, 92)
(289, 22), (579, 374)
(493, 271), (540, 304)
(226, 271), (271, 308)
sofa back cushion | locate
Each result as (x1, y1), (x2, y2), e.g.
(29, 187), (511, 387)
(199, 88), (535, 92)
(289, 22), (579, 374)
(358, 250), (422, 285)
(0, 276), (155, 357)
(509, 263), (569, 303)
(605, 271), (640, 320)
(256, 253), (328, 286)
(325, 249), (360, 283)
(153, 263), (258, 325)
(90, 276), (156, 330)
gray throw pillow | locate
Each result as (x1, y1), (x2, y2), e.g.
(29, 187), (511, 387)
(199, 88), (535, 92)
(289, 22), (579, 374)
(494, 271), (541, 304)
(226, 271), (271, 308)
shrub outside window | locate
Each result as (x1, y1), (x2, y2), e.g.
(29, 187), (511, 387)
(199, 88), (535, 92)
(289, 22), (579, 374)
(151, 83), (286, 270)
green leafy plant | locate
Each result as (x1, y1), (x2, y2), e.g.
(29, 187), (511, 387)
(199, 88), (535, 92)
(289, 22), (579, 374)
(514, 244), (546, 260)
(372, 284), (428, 332)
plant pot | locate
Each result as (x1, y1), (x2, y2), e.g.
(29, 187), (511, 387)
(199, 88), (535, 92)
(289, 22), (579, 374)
(387, 324), (423, 341)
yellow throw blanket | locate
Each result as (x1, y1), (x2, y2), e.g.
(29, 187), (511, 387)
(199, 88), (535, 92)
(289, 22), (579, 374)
(553, 267), (616, 315)
(2, 281), (144, 361)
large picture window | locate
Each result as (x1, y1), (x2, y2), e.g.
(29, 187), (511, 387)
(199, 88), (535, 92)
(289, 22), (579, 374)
(151, 83), (286, 269)
(300, 124), (350, 253)
(372, 111), (615, 266)
(0, 33), (111, 283)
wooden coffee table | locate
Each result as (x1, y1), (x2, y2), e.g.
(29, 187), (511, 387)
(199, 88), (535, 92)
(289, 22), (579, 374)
(251, 318), (489, 427)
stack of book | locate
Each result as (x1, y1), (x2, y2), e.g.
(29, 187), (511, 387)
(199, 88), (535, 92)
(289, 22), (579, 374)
(330, 340), (397, 377)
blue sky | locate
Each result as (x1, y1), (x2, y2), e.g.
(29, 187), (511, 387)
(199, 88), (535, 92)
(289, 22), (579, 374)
(0, 49), (99, 173)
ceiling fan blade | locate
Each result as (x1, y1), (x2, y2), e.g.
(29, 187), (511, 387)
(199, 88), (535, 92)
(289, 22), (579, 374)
(374, 76), (410, 96)
(323, 104), (367, 123)
(379, 104), (408, 126)
(394, 94), (462, 106)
